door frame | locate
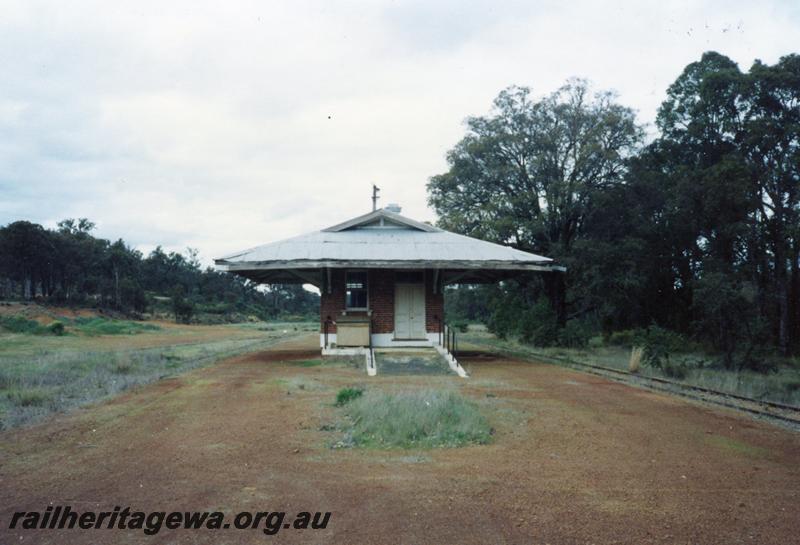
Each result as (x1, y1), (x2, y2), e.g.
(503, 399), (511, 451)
(394, 272), (426, 340)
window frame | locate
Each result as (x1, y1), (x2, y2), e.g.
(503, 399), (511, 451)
(344, 270), (369, 311)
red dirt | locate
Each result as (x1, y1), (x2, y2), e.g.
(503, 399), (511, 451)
(1, 335), (799, 544)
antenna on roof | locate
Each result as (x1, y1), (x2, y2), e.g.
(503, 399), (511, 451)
(372, 184), (380, 211)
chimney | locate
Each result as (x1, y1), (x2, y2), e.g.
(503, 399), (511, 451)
(385, 203), (402, 214)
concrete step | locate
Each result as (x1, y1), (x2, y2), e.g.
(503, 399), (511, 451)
(373, 348), (453, 375)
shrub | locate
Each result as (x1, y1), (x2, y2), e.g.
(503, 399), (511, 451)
(639, 325), (692, 379)
(0, 316), (65, 336)
(335, 387), (364, 406)
(588, 336), (605, 349)
(607, 329), (646, 347)
(0, 316), (45, 334)
(557, 319), (593, 348)
(119, 278), (148, 313)
(692, 273), (764, 369)
(171, 287), (195, 324)
(518, 300), (559, 346)
(641, 326), (686, 367)
(48, 321), (65, 336)
(451, 319), (469, 333)
(736, 345), (781, 374)
(197, 302), (231, 315)
(486, 296), (522, 339)
(342, 389), (491, 448)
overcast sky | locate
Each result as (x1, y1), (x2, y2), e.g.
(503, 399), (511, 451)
(1, 0), (798, 265)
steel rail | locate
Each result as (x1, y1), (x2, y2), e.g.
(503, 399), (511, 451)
(464, 339), (800, 428)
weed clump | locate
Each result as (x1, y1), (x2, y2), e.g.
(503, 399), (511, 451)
(48, 321), (66, 336)
(341, 389), (491, 448)
(113, 361), (135, 374)
(335, 387), (364, 406)
(7, 388), (51, 407)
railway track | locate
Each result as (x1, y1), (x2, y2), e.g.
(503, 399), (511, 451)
(556, 357), (800, 429)
(464, 340), (800, 430)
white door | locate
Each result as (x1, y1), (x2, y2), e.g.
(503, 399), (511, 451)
(395, 283), (426, 339)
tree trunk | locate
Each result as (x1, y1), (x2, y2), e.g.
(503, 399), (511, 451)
(775, 244), (790, 357)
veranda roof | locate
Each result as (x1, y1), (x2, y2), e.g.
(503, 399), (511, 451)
(215, 208), (562, 286)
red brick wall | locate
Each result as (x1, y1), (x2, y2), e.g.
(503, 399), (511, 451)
(319, 269), (345, 333)
(369, 270), (395, 334)
(320, 268), (443, 335)
(425, 270), (444, 333)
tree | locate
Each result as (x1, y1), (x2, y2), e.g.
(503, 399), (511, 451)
(0, 219), (318, 320)
(428, 80), (644, 324)
(650, 51), (800, 355)
(427, 55), (799, 360)
(742, 54), (800, 355)
(171, 285), (195, 324)
(107, 239), (140, 309)
(0, 221), (53, 299)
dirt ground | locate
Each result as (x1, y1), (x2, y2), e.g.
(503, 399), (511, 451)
(1, 334), (799, 545)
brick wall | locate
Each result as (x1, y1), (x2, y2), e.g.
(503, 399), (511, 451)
(369, 269), (395, 334)
(319, 268), (444, 336)
(319, 269), (345, 333)
(425, 270), (444, 333)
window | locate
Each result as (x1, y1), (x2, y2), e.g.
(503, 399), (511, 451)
(345, 271), (368, 309)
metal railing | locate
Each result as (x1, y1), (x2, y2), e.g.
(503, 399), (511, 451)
(434, 314), (457, 360)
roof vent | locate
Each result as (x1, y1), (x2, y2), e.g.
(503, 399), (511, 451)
(385, 203), (402, 214)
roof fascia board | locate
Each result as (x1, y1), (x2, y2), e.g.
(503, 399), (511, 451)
(220, 259), (563, 272)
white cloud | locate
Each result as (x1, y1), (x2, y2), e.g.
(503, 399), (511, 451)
(0, 0), (798, 264)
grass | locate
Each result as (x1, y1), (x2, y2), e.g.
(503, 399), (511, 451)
(461, 328), (800, 406)
(628, 346), (643, 373)
(340, 389), (492, 448)
(6, 388), (52, 407)
(288, 359), (324, 367)
(71, 317), (160, 336)
(0, 320), (315, 429)
(0, 314), (161, 337)
(335, 387), (364, 406)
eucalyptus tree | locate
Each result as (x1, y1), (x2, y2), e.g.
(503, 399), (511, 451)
(655, 51), (800, 356)
(428, 80), (644, 323)
(742, 54), (800, 355)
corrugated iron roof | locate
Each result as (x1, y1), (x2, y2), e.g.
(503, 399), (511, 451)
(215, 208), (555, 272)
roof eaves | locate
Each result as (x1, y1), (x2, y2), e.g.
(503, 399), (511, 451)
(217, 258), (563, 272)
